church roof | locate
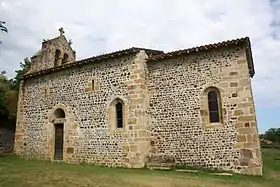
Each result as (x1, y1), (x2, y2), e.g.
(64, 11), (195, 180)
(147, 37), (255, 77)
(77, 47), (163, 64)
(21, 47), (163, 79)
(21, 37), (255, 79)
(148, 37), (250, 61)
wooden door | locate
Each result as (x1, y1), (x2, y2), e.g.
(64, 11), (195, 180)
(54, 124), (64, 160)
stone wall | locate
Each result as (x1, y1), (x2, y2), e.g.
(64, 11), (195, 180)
(0, 128), (14, 154)
(14, 44), (262, 175)
(14, 51), (151, 168)
(147, 45), (262, 175)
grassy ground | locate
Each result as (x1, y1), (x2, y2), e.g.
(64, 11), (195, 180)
(0, 148), (279, 187)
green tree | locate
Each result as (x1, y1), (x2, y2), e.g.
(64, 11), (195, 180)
(259, 134), (265, 140)
(0, 71), (9, 115)
(0, 71), (17, 129)
(263, 128), (280, 143)
(0, 57), (31, 127)
(11, 57), (31, 91)
(0, 55), (31, 129)
(0, 21), (8, 33)
(0, 21), (8, 45)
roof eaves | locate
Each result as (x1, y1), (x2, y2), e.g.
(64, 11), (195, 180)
(147, 37), (255, 77)
(147, 37), (250, 62)
(20, 47), (163, 80)
(243, 38), (255, 78)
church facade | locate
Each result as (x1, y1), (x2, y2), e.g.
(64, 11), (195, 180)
(14, 29), (263, 175)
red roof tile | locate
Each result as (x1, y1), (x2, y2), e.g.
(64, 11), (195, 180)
(21, 47), (163, 79)
(147, 37), (255, 77)
(21, 37), (255, 79)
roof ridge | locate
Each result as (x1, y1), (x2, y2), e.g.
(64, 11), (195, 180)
(75, 47), (163, 64)
(76, 47), (135, 63)
(22, 47), (163, 79)
(21, 37), (253, 80)
(146, 36), (254, 78)
(147, 37), (250, 61)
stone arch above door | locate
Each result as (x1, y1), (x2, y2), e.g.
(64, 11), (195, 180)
(47, 103), (78, 161)
(54, 108), (66, 118)
(48, 103), (70, 124)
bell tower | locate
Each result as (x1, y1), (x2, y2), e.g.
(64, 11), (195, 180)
(26, 28), (76, 74)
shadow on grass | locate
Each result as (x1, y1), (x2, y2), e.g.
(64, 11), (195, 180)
(0, 148), (279, 187)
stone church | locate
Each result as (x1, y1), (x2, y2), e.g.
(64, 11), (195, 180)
(14, 28), (262, 176)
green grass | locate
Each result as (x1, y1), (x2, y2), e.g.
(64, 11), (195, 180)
(0, 148), (279, 187)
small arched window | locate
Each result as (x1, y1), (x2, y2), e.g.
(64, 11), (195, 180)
(54, 49), (61, 67)
(54, 108), (65, 118)
(116, 102), (123, 128)
(108, 98), (126, 132)
(62, 53), (68, 65)
(207, 90), (220, 123)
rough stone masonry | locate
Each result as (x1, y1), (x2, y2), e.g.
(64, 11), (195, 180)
(14, 28), (263, 176)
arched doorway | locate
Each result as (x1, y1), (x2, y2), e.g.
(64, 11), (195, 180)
(53, 108), (65, 161)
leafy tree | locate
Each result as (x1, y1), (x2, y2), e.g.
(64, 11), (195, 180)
(0, 57), (31, 129)
(0, 21), (8, 33)
(263, 128), (280, 143)
(0, 71), (17, 129)
(0, 21), (8, 45)
(0, 71), (9, 115)
(11, 57), (31, 91)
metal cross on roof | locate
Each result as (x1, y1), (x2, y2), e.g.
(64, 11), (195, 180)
(59, 27), (65, 36)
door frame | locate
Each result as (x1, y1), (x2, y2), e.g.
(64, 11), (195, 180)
(53, 123), (64, 161)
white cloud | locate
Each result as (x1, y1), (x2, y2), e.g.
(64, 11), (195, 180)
(0, 0), (280, 107)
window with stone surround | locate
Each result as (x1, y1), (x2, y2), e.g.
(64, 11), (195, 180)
(116, 102), (123, 128)
(91, 80), (95, 91)
(208, 90), (220, 123)
(41, 86), (49, 100)
(85, 77), (99, 92)
(108, 98), (126, 133)
(200, 86), (223, 127)
(206, 87), (222, 124)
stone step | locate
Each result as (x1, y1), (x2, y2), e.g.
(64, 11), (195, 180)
(149, 166), (172, 171)
(176, 169), (198, 173)
(209, 172), (233, 176)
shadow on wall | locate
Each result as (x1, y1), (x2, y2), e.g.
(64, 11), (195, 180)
(0, 127), (15, 154)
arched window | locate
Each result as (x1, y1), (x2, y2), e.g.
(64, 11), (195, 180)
(108, 98), (126, 132)
(207, 90), (220, 123)
(116, 102), (123, 128)
(54, 49), (61, 67)
(54, 108), (65, 118)
(62, 53), (68, 65)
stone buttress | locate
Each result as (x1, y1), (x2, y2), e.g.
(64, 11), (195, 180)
(14, 80), (26, 155)
(126, 50), (151, 168)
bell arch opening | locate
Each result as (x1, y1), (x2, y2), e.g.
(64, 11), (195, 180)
(54, 49), (61, 67)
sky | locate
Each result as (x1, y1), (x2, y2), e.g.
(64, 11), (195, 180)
(0, 0), (279, 133)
